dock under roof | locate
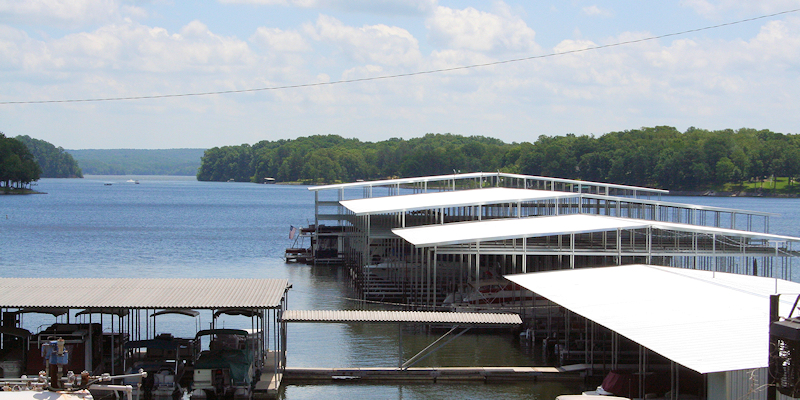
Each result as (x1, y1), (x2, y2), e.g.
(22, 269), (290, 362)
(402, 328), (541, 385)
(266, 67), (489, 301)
(0, 278), (290, 309)
(340, 187), (578, 215)
(393, 214), (800, 247)
(506, 265), (800, 374)
(281, 310), (522, 326)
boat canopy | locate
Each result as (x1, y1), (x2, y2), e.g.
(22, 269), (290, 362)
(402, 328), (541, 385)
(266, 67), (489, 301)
(76, 308), (130, 317)
(13, 307), (68, 317)
(507, 264), (800, 374)
(151, 309), (201, 317)
(340, 187), (577, 215)
(0, 325), (31, 338)
(195, 328), (250, 339)
(393, 214), (800, 247)
(213, 308), (262, 319)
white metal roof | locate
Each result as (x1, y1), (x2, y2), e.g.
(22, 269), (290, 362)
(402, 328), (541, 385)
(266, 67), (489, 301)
(506, 265), (800, 374)
(281, 310), (522, 325)
(0, 278), (290, 309)
(308, 172), (668, 194)
(392, 214), (800, 247)
(648, 219), (800, 241)
(308, 172), (495, 191)
(393, 214), (646, 247)
(339, 187), (774, 218)
(340, 187), (578, 215)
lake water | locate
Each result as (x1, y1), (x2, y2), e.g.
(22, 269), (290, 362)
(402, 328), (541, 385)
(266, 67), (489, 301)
(2, 176), (799, 399)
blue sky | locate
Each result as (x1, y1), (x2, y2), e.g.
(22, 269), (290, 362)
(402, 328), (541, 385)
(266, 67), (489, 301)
(1, 0), (799, 149)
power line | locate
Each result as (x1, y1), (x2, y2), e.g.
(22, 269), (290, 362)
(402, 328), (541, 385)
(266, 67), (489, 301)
(2, 8), (799, 105)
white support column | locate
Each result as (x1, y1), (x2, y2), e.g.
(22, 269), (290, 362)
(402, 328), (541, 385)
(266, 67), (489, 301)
(433, 246), (438, 308)
(646, 226), (652, 265)
(475, 241), (481, 294)
(712, 233), (716, 277)
(522, 236), (527, 273)
(570, 233), (575, 269)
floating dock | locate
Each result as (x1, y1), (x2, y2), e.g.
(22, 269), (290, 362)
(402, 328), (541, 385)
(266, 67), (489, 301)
(285, 364), (589, 382)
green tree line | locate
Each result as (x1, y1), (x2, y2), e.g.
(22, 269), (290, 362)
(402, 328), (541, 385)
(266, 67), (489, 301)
(0, 133), (41, 189)
(68, 148), (206, 176)
(15, 135), (83, 178)
(197, 126), (800, 191)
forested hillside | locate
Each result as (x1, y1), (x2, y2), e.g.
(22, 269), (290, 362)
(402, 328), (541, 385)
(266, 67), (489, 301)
(68, 148), (205, 175)
(15, 135), (82, 178)
(197, 127), (800, 191)
(1, 133), (40, 189)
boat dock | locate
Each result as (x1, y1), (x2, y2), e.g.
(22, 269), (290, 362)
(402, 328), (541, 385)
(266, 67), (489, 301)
(0, 278), (290, 399)
(284, 364), (589, 382)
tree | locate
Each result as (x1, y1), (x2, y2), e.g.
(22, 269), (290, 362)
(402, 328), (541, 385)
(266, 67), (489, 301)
(14, 135), (82, 178)
(0, 133), (41, 189)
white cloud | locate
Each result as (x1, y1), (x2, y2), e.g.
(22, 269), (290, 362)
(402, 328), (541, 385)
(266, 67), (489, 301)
(250, 27), (310, 52)
(218, 0), (437, 15)
(679, 0), (800, 18)
(582, 5), (612, 17)
(4, 2), (800, 149)
(426, 5), (539, 53)
(0, 0), (123, 27)
(305, 14), (422, 66)
(34, 20), (254, 73)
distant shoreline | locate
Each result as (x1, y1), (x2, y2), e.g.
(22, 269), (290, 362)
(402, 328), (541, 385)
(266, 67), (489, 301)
(666, 191), (800, 198)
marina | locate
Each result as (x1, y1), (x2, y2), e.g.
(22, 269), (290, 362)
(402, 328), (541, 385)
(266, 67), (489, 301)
(289, 172), (800, 399)
(4, 176), (800, 399)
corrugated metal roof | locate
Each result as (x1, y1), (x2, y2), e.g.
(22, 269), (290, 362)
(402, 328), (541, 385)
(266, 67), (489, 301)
(340, 187), (578, 215)
(0, 278), (289, 309)
(506, 265), (800, 374)
(393, 214), (800, 247)
(281, 310), (522, 325)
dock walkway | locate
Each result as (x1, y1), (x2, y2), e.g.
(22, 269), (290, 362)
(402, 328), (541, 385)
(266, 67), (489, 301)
(284, 364), (588, 383)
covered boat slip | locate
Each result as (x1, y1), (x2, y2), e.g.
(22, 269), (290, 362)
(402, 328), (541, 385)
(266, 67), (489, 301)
(301, 174), (791, 312)
(314, 172), (769, 235)
(506, 264), (800, 399)
(0, 278), (290, 398)
(384, 213), (800, 312)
